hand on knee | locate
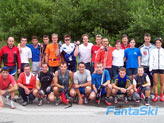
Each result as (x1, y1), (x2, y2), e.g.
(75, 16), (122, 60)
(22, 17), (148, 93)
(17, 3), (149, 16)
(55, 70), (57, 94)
(48, 96), (55, 102)
(89, 93), (96, 100)
(129, 89), (134, 95)
(33, 89), (38, 96)
(53, 87), (59, 93)
(85, 86), (91, 94)
(70, 90), (76, 97)
(107, 84), (112, 90)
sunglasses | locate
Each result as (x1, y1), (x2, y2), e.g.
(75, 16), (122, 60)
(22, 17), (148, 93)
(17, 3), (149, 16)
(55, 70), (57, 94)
(65, 39), (70, 41)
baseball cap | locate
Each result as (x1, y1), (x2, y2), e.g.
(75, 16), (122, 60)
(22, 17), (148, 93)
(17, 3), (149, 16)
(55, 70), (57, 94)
(1, 66), (9, 72)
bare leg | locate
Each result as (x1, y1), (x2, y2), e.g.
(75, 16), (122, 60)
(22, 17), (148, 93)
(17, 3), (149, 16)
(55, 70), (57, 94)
(48, 93), (55, 102)
(159, 74), (164, 93)
(75, 88), (83, 105)
(145, 90), (150, 98)
(70, 88), (76, 97)
(85, 86), (92, 97)
(106, 84), (112, 97)
(53, 87), (60, 98)
(153, 73), (159, 94)
(89, 92), (96, 100)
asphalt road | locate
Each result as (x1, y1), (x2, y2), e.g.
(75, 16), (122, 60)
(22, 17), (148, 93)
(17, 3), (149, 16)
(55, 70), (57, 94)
(0, 97), (164, 123)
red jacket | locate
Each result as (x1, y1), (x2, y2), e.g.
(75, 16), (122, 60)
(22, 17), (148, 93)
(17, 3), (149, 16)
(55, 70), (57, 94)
(95, 46), (114, 68)
(17, 72), (36, 89)
(121, 44), (130, 49)
(0, 45), (21, 69)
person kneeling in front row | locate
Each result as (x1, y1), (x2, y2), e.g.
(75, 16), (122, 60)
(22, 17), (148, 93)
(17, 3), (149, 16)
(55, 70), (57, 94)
(112, 67), (134, 104)
(89, 62), (112, 106)
(133, 67), (151, 106)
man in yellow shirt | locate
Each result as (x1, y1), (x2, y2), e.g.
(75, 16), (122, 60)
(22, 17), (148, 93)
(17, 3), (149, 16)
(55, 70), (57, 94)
(45, 33), (61, 73)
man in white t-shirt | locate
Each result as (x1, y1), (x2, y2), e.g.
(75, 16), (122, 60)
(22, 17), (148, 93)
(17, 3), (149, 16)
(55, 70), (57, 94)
(73, 62), (92, 105)
(18, 37), (32, 72)
(74, 34), (93, 72)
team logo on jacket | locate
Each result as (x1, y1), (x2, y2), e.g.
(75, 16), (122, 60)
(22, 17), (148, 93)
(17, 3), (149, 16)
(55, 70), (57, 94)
(143, 51), (147, 56)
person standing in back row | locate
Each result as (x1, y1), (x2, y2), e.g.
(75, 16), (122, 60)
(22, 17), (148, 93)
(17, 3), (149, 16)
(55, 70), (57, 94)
(0, 37), (21, 76)
(149, 38), (164, 102)
(139, 33), (156, 98)
(112, 40), (124, 78)
(18, 37), (32, 73)
(60, 34), (76, 72)
(26, 36), (41, 75)
(45, 33), (61, 73)
(124, 38), (141, 81)
(91, 34), (102, 74)
(74, 34), (93, 72)
(41, 35), (50, 63)
(121, 34), (130, 50)
(95, 38), (114, 79)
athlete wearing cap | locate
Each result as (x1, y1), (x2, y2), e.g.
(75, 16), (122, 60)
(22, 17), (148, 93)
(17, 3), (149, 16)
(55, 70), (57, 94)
(0, 67), (18, 109)
(149, 38), (164, 102)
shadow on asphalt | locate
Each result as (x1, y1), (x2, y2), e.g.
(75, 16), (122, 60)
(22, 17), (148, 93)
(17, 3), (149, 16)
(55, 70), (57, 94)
(14, 97), (164, 109)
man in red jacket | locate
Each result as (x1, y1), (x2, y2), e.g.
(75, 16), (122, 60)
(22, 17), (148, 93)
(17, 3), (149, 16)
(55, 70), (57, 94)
(95, 38), (114, 79)
(17, 64), (36, 106)
(0, 37), (21, 76)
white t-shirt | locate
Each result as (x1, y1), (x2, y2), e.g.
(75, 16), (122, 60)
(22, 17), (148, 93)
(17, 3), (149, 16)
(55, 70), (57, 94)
(73, 69), (91, 85)
(78, 43), (93, 63)
(20, 46), (32, 63)
(25, 73), (32, 85)
(112, 49), (124, 66)
(60, 43), (75, 61)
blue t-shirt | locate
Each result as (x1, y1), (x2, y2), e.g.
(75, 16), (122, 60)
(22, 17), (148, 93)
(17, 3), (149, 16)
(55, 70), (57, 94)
(92, 70), (111, 89)
(27, 44), (40, 62)
(124, 47), (141, 69)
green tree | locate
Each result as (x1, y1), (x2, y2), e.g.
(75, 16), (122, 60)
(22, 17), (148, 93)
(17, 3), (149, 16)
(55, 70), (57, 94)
(0, 0), (56, 41)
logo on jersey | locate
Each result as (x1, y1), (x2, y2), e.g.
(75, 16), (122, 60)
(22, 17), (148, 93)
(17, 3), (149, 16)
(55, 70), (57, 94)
(134, 52), (137, 55)
(143, 50), (147, 56)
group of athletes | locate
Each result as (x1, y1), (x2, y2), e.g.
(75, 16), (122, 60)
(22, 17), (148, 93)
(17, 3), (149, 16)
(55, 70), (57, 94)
(0, 33), (164, 109)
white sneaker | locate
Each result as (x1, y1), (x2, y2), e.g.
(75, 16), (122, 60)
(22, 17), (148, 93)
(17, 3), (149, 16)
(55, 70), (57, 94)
(10, 100), (15, 109)
(150, 94), (154, 100)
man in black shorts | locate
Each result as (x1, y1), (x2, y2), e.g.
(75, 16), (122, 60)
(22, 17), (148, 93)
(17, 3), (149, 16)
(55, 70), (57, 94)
(133, 67), (151, 106)
(34, 63), (55, 106)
